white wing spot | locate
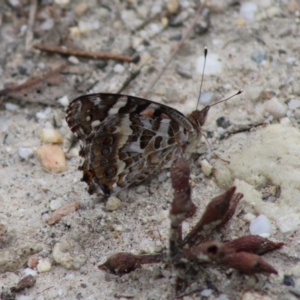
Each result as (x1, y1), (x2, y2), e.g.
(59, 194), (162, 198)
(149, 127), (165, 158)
(86, 116), (91, 121)
(93, 97), (101, 105)
(91, 120), (101, 127)
(119, 96), (128, 102)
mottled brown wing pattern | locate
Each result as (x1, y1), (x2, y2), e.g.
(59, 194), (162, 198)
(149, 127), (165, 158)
(66, 93), (206, 196)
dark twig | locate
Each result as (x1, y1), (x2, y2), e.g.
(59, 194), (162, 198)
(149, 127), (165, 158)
(144, 3), (205, 97)
(116, 69), (141, 94)
(33, 44), (134, 62)
(0, 64), (68, 105)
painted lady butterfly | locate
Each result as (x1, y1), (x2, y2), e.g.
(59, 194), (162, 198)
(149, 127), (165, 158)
(66, 93), (210, 197)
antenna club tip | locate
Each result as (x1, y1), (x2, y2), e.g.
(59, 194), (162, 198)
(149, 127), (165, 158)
(238, 89), (243, 94)
(204, 46), (208, 56)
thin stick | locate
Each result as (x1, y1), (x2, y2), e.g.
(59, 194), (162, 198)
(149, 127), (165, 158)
(26, 0), (38, 51)
(33, 44), (134, 62)
(143, 3), (205, 97)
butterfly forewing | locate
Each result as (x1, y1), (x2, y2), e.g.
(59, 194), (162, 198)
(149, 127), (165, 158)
(66, 93), (204, 196)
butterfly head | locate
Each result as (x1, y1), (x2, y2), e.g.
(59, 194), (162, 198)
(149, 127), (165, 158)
(188, 106), (210, 131)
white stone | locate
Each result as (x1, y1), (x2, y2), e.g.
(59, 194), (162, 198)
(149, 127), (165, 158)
(277, 213), (300, 233)
(50, 199), (63, 211)
(201, 289), (212, 297)
(5, 102), (19, 111)
(264, 97), (287, 119)
(37, 258), (51, 272)
(40, 128), (63, 144)
(200, 159), (213, 177)
(249, 215), (272, 237)
(106, 196), (122, 211)
(23, 267), (38, 277)
(18, 147), (34, 160)
(266, 6), (282, 18)
(240, 2), (258, 21)
(196, 54), (222, 75)
(243, 213), (256, 222)
(113, 64), (125, 74)
(288, 98), (300, 110)
(58, 95), (69, 107)
(68, 56), (80, 64)
(54, 0), (70, 8)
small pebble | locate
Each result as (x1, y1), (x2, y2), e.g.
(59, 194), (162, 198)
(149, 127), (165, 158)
(264, 97), (287, 119)
(53, 239), (87, 270)
(266, 6), (282, 18)
(23, 268), (38, 277)
(201, 289), (212, 297)
(200, 159), (213, 177)
(27, 256), (39, 269)
(106, 196), (122, 211)
(251, 48), (267, 64)
(75, 2), (88, 16)
(50, 199), (64, 211)
(113, 64), (125, 74)
(166, 0), (180, 14)
(58, 95), (69, 107)
(249, 214), (272, 237)
(5, 102), (19, 111)
(37, 145), (67, 173)
(158, 171), (168, 182)
(37, 258), (51, 273)
(288, 98), (300, 110)
(283, 274), (295, 287)
(40, 128), (63, 144)
(68, 56), (80, 64)
(216, 116), (231, 129)
(277, 213), (300, 233)
(54, 0), (70, 9)
(18, 147), (34, 161)
(240, 2), (258, 21)
(136, 185), (146, 194)
(114, 225), (123, 232)
(243, 213), (256, 222)
(175, 64), (191, 78)
(78, 20), (100, 34)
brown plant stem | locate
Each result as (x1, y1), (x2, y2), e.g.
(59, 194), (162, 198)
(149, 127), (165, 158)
(33, 44), (134, 62)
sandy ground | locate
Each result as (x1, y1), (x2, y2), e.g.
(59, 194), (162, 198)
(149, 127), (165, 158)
(1, 1), (300, 299)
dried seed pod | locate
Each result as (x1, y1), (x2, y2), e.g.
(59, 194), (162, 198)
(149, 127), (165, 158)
(225, 235), (284, 255)
(183, 187), (238, 247)
(10, 275), (36, 292)
(99, 253), (164, 275)
(220, 251), (278, 275)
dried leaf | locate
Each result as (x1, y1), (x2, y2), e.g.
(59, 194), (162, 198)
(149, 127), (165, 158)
(47, 201), (80, 225)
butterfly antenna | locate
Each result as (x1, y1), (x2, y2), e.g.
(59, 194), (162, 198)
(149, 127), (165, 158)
(209, 90), (243, 108)
(196, 46), (208, 110)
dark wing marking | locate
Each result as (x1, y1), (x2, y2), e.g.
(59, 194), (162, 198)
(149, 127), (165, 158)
(66, 93), (195, 141)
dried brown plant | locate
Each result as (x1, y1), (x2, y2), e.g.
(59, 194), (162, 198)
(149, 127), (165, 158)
(98, 153), (283, 298)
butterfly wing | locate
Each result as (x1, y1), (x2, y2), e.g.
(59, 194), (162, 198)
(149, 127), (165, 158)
(66, 93), (198, 196)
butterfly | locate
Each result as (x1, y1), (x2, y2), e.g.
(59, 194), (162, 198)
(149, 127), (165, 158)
(66, 93), (211, 197)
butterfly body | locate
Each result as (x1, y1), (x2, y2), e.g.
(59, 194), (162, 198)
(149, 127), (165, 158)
(66, 93), (209, 196)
